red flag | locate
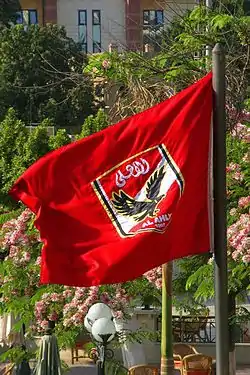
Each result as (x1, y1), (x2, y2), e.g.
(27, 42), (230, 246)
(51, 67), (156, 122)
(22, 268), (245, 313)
(10, 74), (212, 287)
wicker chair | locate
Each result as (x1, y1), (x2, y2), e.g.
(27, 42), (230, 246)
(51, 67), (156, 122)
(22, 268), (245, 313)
(1, 364), (14, 375)
(182, 354), (212, 375)
(71, 338), (91, 364)
(173, 343), (198, 374)
(128, 364), (159, 375)
(174, 343), (198, 358)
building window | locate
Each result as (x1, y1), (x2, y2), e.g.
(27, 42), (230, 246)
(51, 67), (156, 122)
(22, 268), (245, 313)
(92, 10), (101, 53)
(243, 0), (250, 15)
(143, 10), (164, 52)
(78, 10), (87, 53)
(16, 9), (38, 25)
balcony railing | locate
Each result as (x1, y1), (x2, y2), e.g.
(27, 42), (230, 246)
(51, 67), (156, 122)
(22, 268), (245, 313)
(156, 315), (250, 343)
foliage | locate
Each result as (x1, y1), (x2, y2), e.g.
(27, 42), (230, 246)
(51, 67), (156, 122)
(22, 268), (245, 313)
(0, 0), (20, 26)
(83, 0), (250, 310)
(0, 109), (28, 203)
(76, 108), (109, 139)
(85, 2), (250, 125)
(124, 276), (161, 308)
(0, 24), (94, 130)
(185, 127), (250, 302)
(0, 209), (134, 352)
(0, 110), (72, 209)
(0, 107), (108, 212)
(23, 121), (50, 165)
(0, 1), (249, 364)
(0, 107), (162, 360)
(0, 346), (35, 365)
(49, 129), (71, 150)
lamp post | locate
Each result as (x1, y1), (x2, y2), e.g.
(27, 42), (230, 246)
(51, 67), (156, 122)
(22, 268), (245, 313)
(84, 303), (116, 375)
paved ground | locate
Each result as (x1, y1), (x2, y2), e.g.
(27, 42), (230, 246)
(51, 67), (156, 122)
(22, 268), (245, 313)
(1, 362), (250, 374)
(1, 349), (250, 374)
(66, 364), (250, 375)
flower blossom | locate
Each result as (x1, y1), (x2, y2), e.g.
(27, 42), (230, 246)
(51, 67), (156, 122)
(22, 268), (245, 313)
(238, 196), (250, 209)
(231, 123), (250, 142)
(102, 59), (111, 69)
(144, 266), (162, 289)
(228, 213), (250, 263)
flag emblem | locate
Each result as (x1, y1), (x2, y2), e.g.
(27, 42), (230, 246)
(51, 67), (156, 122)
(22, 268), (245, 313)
(92, 144), (185, 237)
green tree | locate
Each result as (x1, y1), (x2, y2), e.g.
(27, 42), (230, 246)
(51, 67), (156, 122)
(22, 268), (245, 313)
(84, 0), (250, 315)
(49, 129), (71, 150)
(77, 109), (109, 139)
(0, 109), (28, 199)
(0, 0), (20, 26)
(0, 24), (95, 130)
(23, 122), (50, 165)
(86, 1), (249, 122)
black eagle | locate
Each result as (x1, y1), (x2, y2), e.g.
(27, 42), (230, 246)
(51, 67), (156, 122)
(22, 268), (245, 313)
(111, 165), (166, 222)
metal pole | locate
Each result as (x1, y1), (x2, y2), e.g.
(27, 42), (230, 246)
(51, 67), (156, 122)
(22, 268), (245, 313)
(97, 343), (105, 375)
(97, 360), (105, 375)
(161, 262), (174, 375)
(212, 43), (229, 375)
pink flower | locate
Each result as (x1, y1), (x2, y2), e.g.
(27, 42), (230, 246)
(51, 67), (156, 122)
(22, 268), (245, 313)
(23, 251), (31, 262)
(9, 246), (19, 257)
(102, 59), (111, 69)
(35, 301), (46, 312)
(144, 266), (162, 289)
(48, 312), (58, 321)
(233, 171), (244, 181)
(40, 320), (49, 330)
(50, 293), (61, 302)
(2, 219), (16, 231)
(228, 213), (250, 263)
(100, 292), (110, 304)
(238, 196), (250, 209)
(63, 289), (73, 298)
(113, 311), (123, 319)
(35, 256), (42, 266)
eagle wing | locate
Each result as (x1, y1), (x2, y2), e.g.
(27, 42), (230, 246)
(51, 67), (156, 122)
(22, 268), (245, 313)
(146, 165), (165, 200)
(111, 191), (150, 222)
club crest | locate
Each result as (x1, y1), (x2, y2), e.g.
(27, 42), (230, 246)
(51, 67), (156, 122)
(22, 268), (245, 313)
(92, 144), (185, 237)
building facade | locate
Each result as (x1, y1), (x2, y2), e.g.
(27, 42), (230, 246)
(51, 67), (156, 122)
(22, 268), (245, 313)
(17, 0), (197, 52)
(18, 0), (57, 25)
(57, 0), (126, 53)
(17, 0), (250, 53)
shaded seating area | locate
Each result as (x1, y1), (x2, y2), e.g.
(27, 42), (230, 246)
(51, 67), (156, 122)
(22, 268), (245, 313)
(71, 337), (91, 365)
(0, 364), (14, 375)
(128, 365), (159, 375)
(173, 343), (198, 373)
(183, 354), (212, 375)
(173, 344), (212, 375)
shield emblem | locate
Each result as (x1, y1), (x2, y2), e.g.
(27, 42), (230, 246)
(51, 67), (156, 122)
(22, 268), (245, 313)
(92, 144), (184, 237)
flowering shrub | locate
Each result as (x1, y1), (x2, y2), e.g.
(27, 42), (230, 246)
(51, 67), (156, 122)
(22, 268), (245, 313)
(0, 209), (133, 345)
(0, 209), (41, 303)
(144, 267), (162, 289)
(228, 211), (250, 263)
(144, 112), (250, 295)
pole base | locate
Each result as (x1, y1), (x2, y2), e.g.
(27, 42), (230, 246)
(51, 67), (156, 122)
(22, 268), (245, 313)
(161, 357), (174, 375)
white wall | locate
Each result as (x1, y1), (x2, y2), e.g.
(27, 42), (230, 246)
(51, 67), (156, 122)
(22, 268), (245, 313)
(57, 0), (126, 53)
(163, 0), (198, 24)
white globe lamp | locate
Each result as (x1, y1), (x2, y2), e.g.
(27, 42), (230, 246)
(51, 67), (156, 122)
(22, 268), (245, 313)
(91, 317), (116, 343)
(87, 303), (113, 321)
(84, 315), (93, 333)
